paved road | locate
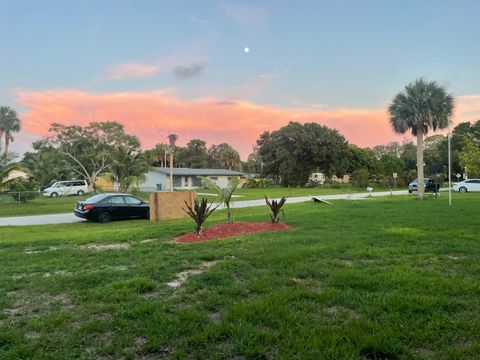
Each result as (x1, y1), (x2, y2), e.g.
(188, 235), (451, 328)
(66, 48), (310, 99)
(0, 190), (408, 227)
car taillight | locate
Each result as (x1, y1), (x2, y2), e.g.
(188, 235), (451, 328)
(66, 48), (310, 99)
(84, 205), (94, 211)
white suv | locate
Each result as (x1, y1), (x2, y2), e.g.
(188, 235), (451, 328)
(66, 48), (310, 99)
(43, 180), (89, 198)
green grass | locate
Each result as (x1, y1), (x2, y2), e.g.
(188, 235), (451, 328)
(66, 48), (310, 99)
(0, 186), (368, 217)
(1, 194), (480, 359)
(195, 184), (379, 201)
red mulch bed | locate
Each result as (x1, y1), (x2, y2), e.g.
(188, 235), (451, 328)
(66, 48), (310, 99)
(176, 222), (293, 243)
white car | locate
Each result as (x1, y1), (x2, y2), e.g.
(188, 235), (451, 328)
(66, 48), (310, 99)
(43, 180), (89, 198)
(453, 179), (480, 193)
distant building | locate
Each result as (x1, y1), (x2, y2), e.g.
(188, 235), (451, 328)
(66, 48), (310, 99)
(5, 170), (28, 182)
(140, 167), (245, 191)
(331, 174), (350, 184)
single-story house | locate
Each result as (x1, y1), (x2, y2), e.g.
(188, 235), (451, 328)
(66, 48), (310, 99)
(5, 170), (28, 182)
(140, 167), (246, 191)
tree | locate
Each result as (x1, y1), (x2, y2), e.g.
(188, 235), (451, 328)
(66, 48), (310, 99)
(257, 122), (349, 186)
(345, 145), (378, 174)
(105, 143), (150, 192)
(46, 121), (143, 192)
(208, 143), (241, 170)
(389, 79), (454, 198)
(22, 140), (72, 187)
(244, 146), (263, 174)
(0, 145), (20, 190)
(459, 138), (480, 178)
(400, 142), (417, 171)
(176, 139), (209, 168)
(145, 143), (168, 167)
(0, 106), (21, 156)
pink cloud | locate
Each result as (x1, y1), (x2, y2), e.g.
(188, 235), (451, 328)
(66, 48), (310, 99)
(16, 90), (480, 159)
(107, 62), (159, 79)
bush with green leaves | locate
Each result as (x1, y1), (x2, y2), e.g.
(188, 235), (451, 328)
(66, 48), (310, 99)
(265, 196), (287, 223)
(8, 178), (39, 203)
(242, 178), (270, 189)
(183, 197), (217, 235)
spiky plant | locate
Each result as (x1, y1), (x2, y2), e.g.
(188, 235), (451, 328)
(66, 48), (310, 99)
(183, 197), (217, 235)
(265, 196), (287, 223)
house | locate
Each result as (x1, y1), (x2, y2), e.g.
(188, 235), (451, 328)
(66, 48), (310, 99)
(331, 174), (350, 184)
(139, 167), (245, 191)
(5, 170), (28, 182)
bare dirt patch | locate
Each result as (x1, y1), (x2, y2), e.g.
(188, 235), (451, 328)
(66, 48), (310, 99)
(80, 243), (130, 250)
(176, 222), (293, 243)
(167, 260), (220, 288)
(140, 238), (157, 244)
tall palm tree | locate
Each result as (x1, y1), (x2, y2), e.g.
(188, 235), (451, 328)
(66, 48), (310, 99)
(0, 106), (21, 156)
(389, 79), (454, 198)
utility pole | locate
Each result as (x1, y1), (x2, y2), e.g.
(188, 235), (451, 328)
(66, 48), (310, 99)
(168, 134), (178, 192)
(448, 131), (452, 206)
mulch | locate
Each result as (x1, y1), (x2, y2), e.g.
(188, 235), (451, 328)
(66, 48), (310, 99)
(176, 222), (293, 243)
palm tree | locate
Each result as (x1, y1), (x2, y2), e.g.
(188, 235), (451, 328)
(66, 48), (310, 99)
(202, 177), (240, 223)
(105, 146), (150, 192)
(0, 148), (20, 190)
(389, 79), (454, 198)
(0, 106), (21, 156)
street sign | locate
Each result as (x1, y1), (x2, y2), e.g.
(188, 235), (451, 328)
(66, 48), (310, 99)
(392, 173), (398, 179)
(456, 173), (461, 179)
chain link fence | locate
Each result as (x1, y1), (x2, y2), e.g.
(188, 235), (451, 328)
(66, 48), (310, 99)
(0, 191), (42, 204)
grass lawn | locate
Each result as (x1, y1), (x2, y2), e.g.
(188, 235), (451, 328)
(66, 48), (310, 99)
(1, 194), (480, 359)
(0, 186), (376, 218)
(197, 185), (374, 201)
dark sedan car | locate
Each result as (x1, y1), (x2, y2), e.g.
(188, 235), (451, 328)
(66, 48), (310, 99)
(74, 193), (150, 223)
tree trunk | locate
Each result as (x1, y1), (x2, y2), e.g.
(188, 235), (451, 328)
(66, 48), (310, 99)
(416, 129), (425, 199)
(4, 133), (10, 156)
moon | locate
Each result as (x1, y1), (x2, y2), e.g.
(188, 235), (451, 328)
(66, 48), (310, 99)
(244, 47), (250, 53)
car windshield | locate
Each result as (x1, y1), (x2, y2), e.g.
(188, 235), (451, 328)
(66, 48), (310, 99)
(85, 194), (108, 203)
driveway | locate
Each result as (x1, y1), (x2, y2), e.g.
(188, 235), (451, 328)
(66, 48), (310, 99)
(0, 190), (409, 227)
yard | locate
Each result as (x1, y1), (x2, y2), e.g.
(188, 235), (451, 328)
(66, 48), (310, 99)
(0, 185), (382, 218)
(1, 194), (479, 359)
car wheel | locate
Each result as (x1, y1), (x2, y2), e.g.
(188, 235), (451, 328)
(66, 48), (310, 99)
(408, 190), (412, 193)
(77, 190), (84, 196)
(98, 212), (111, 224)
(459, 186), (468, 193)
(50, 192), (58, 198)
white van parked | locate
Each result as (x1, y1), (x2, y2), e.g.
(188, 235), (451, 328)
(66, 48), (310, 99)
(43, 180), (89, 198)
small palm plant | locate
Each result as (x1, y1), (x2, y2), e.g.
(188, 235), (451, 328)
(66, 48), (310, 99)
(183, 197), (217, 235)
(202, 177), (239, 223)
(265, 196), (287, 223)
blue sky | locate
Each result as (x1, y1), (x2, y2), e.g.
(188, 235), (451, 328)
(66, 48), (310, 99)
(1, 0), (479, 156)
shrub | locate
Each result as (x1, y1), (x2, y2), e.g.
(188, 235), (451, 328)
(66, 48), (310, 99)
(8, 178), (39, 203)
(350, 168), (370, 188)
(265, 196), (287, 223)
(242, 178), (270, 189)
(183, 197), (217, 235)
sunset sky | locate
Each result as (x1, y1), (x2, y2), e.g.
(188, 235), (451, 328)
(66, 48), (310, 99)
(2, 0), (480, 158)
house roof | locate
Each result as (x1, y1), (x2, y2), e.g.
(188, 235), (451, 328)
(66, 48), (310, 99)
(151, 167), (245, 177)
